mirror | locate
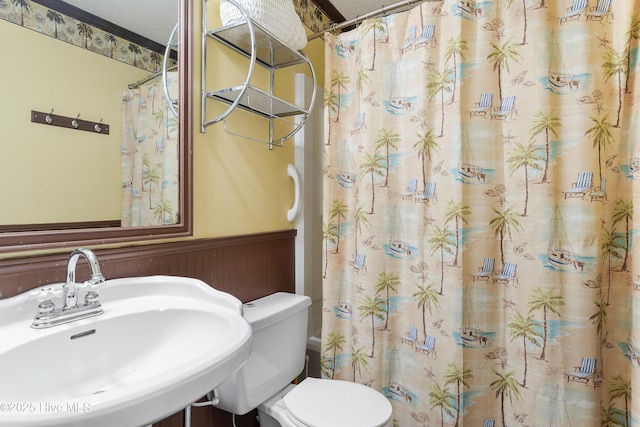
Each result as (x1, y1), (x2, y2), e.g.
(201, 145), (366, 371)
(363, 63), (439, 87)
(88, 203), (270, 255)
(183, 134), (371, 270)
(0, 0), (193, 253)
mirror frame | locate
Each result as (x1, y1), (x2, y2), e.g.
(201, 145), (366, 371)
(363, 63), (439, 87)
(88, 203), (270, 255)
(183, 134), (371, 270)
(0, 0), (193, 254)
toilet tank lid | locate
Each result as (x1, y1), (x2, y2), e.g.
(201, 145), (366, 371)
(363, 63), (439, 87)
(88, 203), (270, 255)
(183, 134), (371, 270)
(243, 292), (311, 331)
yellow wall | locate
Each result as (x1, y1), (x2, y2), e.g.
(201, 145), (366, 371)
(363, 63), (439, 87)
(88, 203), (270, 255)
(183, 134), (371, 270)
(0, 20), (148, 225)
(190, 0), (325, 239)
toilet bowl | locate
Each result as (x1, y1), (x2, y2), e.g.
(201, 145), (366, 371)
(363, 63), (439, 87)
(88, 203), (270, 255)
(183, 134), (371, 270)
(257, 378), (392, 427)
(213, 293), (393, 427)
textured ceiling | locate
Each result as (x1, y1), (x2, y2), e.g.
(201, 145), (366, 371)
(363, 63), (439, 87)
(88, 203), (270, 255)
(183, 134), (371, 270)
(62, 0), (179, 44)
(327, 0), (391, 21)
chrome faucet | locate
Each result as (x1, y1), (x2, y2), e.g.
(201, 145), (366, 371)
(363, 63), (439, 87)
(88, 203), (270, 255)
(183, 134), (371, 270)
(31, 248), (105, 329)
(64, 247), (105, 309)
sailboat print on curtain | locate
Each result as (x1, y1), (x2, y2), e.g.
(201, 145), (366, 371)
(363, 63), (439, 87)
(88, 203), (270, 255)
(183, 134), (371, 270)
(337, 139), (356, 188)
(335, 270), (352, 319)
(625, 338), (640, 366)
(385, 206), (414, 258)
(384, 62), (417, 115)
(548, 31), (581, 94)
(383, 347), (417, 404)
(627, 114), (640, 178)
(457, 288), (491, 347)
(549, 384), (572, 427)
(335, 35), (358, 58)
(453, 1), (492, 20)
(629, 153), (640, 177)
(629, 156), (640, 177)
(547, 205), (584, 271)
(457, 124), (487, 183)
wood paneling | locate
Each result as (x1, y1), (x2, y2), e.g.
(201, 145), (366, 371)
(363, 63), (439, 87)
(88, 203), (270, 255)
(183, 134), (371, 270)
(0, 230), (295, 301)
(0, 230), (296, 427)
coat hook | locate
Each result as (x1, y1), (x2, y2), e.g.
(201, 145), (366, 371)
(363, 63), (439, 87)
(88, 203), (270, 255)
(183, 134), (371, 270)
(94, 118), (103, 133)
(45, 108), (54, 124)
(72, 114), (80, 129)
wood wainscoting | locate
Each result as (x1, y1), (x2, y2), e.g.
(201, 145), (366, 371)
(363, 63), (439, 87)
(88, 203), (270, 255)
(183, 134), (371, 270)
(0, 229), (296, 427)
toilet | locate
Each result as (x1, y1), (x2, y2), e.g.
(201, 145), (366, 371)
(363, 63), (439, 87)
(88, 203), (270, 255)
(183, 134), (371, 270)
(214, 292), (392, 427)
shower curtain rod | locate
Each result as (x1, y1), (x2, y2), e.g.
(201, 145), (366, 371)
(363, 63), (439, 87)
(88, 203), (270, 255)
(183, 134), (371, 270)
(128, 65), (178, 89)
(307, 0), (437, 41)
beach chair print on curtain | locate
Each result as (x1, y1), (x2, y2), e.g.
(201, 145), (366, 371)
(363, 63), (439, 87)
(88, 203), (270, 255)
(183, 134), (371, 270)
(483, 420), (496, 427)
(401, 326), (418, 346)
(415, 335), (436, 358)
(415, 24), (436, 49)
(351, 112), (366, 135)
(563, 171), (594, 199)
(559, 0), (589, 24)
(472, 258), (495, 282)
(402, 26), (417, 53)
(590, 178), (606, 202)
(401, 179), (418, 200)
(490, 96), (516, 120)
(414, 182), (437, 203)
(350, 253), (366, 273)
(492, 262), (517, 286)
(469, 93), (493, 117)
(586, 0), (613, 22)
(566, 357), (599, 387)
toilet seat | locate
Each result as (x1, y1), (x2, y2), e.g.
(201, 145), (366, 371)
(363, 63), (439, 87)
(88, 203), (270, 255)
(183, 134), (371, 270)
(282, 378), (392, 427)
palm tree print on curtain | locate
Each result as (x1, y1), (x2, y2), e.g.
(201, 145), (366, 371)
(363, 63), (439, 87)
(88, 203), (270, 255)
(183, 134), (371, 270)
(121, 73), (179, 227)
(322, 1), (640, 425)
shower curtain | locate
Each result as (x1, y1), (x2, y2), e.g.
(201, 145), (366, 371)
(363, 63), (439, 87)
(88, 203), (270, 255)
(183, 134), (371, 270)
(322, 1), (639, 425)
(121, 72), (179, 227)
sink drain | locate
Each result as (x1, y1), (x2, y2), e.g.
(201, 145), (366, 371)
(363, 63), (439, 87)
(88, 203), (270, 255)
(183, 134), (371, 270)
(70, 329), (96, 340)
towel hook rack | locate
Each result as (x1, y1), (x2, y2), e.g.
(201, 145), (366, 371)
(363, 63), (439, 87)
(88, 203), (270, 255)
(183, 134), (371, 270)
(31, 110), (110, 135)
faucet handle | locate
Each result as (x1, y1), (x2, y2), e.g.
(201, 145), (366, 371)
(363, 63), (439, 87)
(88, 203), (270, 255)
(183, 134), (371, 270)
(78, 279), (103, 291)
(84, 291), (100, 306)
(82, 280), (103, 306)
(87, 280), (105, 291)
(75, 281), (90, 292)
(29, 287), (62, 302)
(49, 288), (63, 300)
(29, 287), (61, 317)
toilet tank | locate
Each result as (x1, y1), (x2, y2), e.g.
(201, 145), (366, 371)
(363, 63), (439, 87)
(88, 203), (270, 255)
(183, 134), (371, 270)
(215, 292), (311, 415)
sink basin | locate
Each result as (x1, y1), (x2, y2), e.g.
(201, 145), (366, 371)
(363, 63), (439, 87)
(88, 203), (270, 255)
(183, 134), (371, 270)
(0, 275), (252, 427)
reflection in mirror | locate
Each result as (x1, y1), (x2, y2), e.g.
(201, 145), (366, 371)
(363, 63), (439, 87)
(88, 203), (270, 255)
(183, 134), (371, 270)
(121, 70), (180, 227)
(0, 0), (192, 252)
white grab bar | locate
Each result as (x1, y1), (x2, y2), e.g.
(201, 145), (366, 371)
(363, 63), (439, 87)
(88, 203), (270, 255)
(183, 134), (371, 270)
(287, 164), (301, 222)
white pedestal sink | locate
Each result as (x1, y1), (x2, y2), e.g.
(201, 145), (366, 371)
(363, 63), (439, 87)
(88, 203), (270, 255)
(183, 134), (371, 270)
(0, 275), (252, 427)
